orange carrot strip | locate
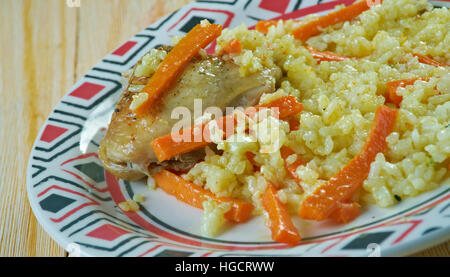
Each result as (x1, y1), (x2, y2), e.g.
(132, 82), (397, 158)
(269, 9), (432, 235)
(151, 96), (303, 162)
(329, 202), (360, 223)
(299, 105), (398, 221)
(292, 0), (378, 41)
(255, 20), (280, 34)
(306, 45), (350, 62)
(257, 95), (303, 119)
(133, 23), (222, 114)
(151, 113), (235, 162)
(153, 169), (254, 223)
(223, 39), (242, 54)
(287, 117), (300, 131)
(386, 77), (430, 106)
(261, 184), (301, 245)
(246, 152), (260, 171)
(280, 146), (305, 183)
(412, 53), (448, 67)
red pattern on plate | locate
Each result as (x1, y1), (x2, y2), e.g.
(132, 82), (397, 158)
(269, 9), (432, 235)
(112, 41), (138, 56)
(167, 8), (235, 32)
(40, 125), (68, 143)
(69, 82), (105, 100)
(259, 0), (290, 14)
(86, 224), (131, 241)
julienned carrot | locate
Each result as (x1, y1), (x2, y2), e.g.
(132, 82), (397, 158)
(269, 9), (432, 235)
(280, 146), (359, 220)
(153, 169), (254, 223)
(246, 152), (260, 171)
(255, 20), (280, 34)
(306, 46), (350, 62)
(292, 0), (378, 41)
(329, 202), (360, 223)
(280, 146), (304, 183)
(223, 39), (242, 54)
(385, 77), (430, 106)
(151, 96), (303, 162)
(133, 22), (223, 114)
(287, 117), (300, 131)
(413, 53), (448, 67)
(299, 105), (397, 221)
(151, 112), (235, 162)
(257, 95), (303, 119)
(261, 184), (301, 245)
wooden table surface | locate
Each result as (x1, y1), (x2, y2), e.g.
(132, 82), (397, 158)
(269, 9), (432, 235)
(0, 0), (448, 257)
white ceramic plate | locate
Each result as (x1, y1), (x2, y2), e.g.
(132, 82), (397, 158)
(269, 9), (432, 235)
(27, 0), (450, 257)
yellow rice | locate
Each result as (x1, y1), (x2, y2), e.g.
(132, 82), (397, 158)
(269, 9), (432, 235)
(143, 0), (450, 235)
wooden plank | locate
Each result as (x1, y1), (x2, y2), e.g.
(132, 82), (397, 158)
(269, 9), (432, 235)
(0, 0), (194, 257)
(0, 0), (77, 257)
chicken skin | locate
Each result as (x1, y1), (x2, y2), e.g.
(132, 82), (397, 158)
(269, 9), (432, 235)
(99, 47), (277, 181)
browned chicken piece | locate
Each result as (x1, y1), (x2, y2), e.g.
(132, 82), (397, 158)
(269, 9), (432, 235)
(99, 47), (278, 181)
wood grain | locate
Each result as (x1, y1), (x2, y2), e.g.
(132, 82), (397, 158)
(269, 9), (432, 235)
(0, 0), (447, 257)
(411, 241), (449, 257)
(0, 0), (192, 257)
(0, 0), (76, 257)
